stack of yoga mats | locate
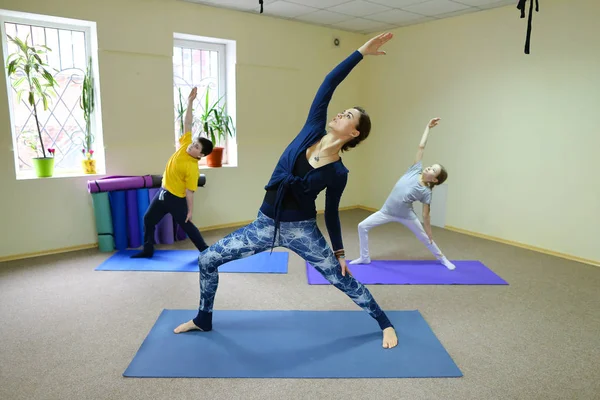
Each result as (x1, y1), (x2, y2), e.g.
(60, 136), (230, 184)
(88, 175), (206, 252)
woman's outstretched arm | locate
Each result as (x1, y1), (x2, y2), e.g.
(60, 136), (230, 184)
(304, 33), (394, 128)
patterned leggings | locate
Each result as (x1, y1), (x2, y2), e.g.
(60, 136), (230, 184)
(192, 211), (392, 331)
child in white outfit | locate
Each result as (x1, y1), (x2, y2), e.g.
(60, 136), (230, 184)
(350, 118), (456, 270)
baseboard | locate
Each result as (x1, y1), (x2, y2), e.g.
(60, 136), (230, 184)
(197, 206), (360, 232)
(0, 206), (362, 262)
(445, 225), (600, 268)
(0, 243), (98, 263)
(2, 205), (597, 268)
(355, 205), (378, 213)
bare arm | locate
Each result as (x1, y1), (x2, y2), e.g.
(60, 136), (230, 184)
(185, 189), (194, 223)
(422, 203), (433, 243)
(414, 118), (440, 164)
(184, 87), (197, 135)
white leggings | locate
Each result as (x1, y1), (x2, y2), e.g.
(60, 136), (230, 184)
(357, 211), (446, 260)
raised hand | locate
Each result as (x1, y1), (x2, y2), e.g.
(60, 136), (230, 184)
(428, 117), (441, 129)
(358, 32), (394, 56)
(188, 87), (197, 103)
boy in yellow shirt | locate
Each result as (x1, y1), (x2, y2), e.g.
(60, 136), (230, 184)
(132, 87), (213, 258)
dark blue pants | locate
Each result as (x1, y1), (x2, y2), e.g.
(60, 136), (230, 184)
(192, 211), (393, 332)
(143, 189), (208, 252)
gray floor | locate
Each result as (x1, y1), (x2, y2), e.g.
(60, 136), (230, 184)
(1, 209), (599, 400)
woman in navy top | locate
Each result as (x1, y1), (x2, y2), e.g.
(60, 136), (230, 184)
(175, 33), (398, 349)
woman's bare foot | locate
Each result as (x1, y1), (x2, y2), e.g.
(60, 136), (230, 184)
(173, 320), (203, 334)
(382, 327), (398, 349)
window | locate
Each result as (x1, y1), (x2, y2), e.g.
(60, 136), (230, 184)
(1, 10), (103, 179)
(173, 33), (236, 167)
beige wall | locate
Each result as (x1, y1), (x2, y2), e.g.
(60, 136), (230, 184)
(2, 0), (598, 265)
(360, 0), (599, 262)
(0, 0), (367, 258)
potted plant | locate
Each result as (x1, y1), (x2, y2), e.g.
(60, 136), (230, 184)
(5, 34), (58, 177)
(79, 57), (96, 174)
(198, 87), (235, 167)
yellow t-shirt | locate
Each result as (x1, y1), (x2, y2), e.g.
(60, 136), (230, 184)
(162, 132), (199, 198)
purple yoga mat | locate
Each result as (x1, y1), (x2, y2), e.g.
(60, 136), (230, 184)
(306, 260), (508, 285)
(175, 224), (187, 241)
(158, 216), (175, 244)
(147, 188), (175, 245)
(126, 190), (141, 248)
(87, 175), (153, 193)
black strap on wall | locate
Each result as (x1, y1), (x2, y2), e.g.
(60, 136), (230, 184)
(517, 0), (540, 54)
(259, 0), (263, 14)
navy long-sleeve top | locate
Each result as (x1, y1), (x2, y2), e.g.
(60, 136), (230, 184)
(259, 50), (364, 251)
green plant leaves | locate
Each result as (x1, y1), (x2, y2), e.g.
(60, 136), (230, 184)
(5, 33), (59, 159)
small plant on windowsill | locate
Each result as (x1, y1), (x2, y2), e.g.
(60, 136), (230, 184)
(6, 34), (58, 178)
(79, 57), (96, 174)
(81, 149), (95, 174)
(199, 87), (235, 168)
(21, 132), (56, 176)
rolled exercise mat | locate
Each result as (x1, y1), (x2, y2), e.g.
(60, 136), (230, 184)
(151, 175), (184, 243)
(175, 224), (187, 241)
(87, 175), (153, 193)
(150, 174), (206, 188)
(148, 188), (161, 245)
(98, 236), (115, 253)
(136, 189), (150, 245)
(126, 190), (141, 248)
(157, 215), (175, 245)
(91, 192), (115, 252)
(150, 175), (162, 188)
(108, 191), (128, 250)
(147, 188), (174, 245)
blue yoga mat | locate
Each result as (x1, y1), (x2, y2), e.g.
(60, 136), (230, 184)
(95, 250), (288, 273)
(123, 309), (462, 378)
(136, 189), (150, 245)
(108, 191), (128, 250)
(126, 190), (141, 249)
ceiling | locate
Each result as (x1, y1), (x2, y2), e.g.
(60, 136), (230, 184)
(183, 0), (517, 34)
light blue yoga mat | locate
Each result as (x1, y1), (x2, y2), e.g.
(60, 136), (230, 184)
(123, 309), (462, 378)
(95, 250), (288, 273)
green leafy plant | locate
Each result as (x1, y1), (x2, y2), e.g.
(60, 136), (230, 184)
(175, 87), (191, 136)
(80, 56), (95, 157)
(198, 87), (235, 147)
(5, 34), (58, 159)
(175, 87), (185, 136)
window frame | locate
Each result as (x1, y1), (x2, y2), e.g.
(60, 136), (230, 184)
(0, 9), (104, 179)
(172, 34), (236, 167)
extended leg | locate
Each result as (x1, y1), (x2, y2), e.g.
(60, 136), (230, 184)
(131, 190), (167, 258)
(281, 219), (398, 349)
(400, 217), (456, 270)
(350, 211), (395, 264)
(174, 211), (275, 333)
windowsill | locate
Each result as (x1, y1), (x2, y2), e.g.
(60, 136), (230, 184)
(16, 170), (106, 180)
(199, 164), (237, 170)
